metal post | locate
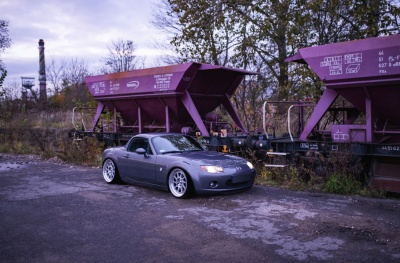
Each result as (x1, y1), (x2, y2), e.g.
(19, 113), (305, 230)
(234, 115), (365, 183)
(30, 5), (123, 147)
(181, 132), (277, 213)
(138, 107), (142, 134)
(365, 95), (373, 143)
(165, 105), (170, 132)
(298, 100), (304, 135)
(91, 102), (105, 132)
(114, 107), (117, 133)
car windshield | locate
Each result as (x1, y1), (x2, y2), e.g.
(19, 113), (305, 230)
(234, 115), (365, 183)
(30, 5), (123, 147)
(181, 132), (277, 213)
(152, 135), (203, 154)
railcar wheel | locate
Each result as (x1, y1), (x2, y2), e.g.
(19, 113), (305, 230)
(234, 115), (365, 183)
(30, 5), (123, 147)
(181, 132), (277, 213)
(168, 168), (191, 198)
(102, 159), (120, 184)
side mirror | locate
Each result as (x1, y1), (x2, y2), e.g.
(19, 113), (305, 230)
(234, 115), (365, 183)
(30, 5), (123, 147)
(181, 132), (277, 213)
(136, 148), (148, 157)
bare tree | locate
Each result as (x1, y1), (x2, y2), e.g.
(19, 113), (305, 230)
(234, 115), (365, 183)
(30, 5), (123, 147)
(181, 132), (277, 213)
(46, 57), (66, 95)
(101, 39), (144, 73)
(46, 57), (88, 94)
(62, 58), (88, 87)
(150, 0), (186, 65)
(1, 80), (21, 100)
(45, 58), (93, 109)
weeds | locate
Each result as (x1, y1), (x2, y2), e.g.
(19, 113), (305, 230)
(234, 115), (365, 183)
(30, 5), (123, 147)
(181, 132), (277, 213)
(253, 145), (386, 197)
(57, 136), (103, 166)
(323, 173), (362, 195)
(255, 165), (307, 191)
(0, 110), (104, 167)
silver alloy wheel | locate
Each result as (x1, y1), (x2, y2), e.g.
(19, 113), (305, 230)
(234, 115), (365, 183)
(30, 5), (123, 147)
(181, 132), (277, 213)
(168, 168), (188, 198)
(103, 159), (116, 183)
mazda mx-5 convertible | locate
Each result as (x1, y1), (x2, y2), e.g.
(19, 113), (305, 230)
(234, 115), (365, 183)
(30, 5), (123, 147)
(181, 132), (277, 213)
(102, 133), (256, 198)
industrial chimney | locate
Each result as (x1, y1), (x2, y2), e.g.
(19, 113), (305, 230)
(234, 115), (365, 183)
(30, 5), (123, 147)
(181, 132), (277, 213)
(38, 39), (47, 102)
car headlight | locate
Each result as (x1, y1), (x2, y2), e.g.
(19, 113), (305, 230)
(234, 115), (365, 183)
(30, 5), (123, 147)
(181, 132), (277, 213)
(200, 165), (224, 173)
(246, 161), (254, 169)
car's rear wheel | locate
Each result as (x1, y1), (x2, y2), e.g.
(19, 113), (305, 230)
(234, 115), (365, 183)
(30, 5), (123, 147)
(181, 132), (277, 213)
(168, 168), (191, 198)
(102, 159), (120, 183)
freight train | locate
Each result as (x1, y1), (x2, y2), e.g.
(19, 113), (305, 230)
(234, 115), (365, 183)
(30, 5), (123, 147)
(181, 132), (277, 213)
(74, 34), (400, 193)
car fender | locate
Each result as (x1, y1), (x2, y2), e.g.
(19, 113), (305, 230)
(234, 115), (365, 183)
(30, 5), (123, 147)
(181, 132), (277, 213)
(164, 159), (202, 187)
(165, 159), (193, 177)
(153, 158), (185, 185)
(102, 152), (117, 165)
(102, 149), (125, 180)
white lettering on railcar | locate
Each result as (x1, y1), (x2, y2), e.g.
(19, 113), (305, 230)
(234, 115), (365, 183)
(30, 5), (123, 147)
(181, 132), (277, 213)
(344, 53), (362, 64)
(109, 81), (120, 94)
(91, 82), (106, 94)
(333, 129), (349, 141)
(300, 143), (309, 149)
(154, 73), (173, 91)
(382, 146), (400, 151)
(320, 53), (362, 75)
(377, 51), (400, 74)
(309, 143), (318, 150)
(127, 81), (139, 89)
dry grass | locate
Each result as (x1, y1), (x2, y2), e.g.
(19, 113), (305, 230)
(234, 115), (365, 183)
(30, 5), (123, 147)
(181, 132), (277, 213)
(0, 109), (103, 166)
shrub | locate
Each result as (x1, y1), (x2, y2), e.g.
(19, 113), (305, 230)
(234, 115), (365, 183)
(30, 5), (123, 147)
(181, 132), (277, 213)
(0, 110), (104, 166)
(323, 173), (363, 195)
(57, 135), (103, 166)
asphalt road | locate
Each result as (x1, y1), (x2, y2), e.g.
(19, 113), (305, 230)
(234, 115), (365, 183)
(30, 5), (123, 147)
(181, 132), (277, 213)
(0, 153), (399, 263)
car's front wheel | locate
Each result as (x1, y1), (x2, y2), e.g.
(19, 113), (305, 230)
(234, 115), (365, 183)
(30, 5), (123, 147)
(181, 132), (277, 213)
(102, 159), (120, 183)
(168, 168), (191, 198)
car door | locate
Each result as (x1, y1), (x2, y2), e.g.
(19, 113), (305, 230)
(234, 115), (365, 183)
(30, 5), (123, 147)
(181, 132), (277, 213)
(118, 137), (156, 183)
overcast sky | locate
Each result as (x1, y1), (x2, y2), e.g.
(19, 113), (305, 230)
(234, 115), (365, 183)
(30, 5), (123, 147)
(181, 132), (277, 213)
(1, 0), (167, 86)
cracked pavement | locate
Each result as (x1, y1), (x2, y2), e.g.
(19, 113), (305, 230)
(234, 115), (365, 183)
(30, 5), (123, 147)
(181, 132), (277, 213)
(1, 154), (399, 263)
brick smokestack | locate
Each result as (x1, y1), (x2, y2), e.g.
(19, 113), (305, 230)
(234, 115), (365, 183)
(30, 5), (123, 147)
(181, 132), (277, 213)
(38, 39), (47, 102)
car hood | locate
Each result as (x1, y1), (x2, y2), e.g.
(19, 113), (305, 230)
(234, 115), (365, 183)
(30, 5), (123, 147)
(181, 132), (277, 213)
(168, 151), (248, 167)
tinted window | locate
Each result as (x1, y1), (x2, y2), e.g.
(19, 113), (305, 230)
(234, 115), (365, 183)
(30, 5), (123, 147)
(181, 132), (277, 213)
(152, 135), (203, 154)
(127, 138), (152, 154)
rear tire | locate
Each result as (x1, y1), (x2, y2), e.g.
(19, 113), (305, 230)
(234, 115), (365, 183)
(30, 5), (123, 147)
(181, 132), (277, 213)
(102, 159), (120, 184)
(168, 168), (192, 198)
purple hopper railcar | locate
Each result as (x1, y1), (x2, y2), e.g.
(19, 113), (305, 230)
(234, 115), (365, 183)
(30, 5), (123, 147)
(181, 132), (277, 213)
(85, 62), (257, 137)
(285, 34), (400, 192)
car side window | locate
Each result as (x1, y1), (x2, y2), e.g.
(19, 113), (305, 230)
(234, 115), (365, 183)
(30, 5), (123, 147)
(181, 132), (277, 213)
(127, 138), (153, 154)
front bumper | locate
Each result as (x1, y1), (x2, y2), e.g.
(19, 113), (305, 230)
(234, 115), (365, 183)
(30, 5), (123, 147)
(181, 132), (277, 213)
(194, 170), (256, 195)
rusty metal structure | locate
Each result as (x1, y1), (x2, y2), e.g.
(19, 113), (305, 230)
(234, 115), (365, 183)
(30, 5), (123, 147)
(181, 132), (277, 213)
(79, 35), (400, 193)
(21, 77), (38, 102)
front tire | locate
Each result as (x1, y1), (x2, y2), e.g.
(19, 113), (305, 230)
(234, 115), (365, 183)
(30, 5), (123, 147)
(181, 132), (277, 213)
(168, 168), (191, 198)
(102, 159), (120, 183)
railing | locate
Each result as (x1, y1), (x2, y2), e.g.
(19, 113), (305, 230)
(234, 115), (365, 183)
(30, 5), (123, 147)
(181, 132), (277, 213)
(263, 101), (315, 141)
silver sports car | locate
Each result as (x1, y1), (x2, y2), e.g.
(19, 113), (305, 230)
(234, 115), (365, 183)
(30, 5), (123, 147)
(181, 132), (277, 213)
(102, 133), (256, 198)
